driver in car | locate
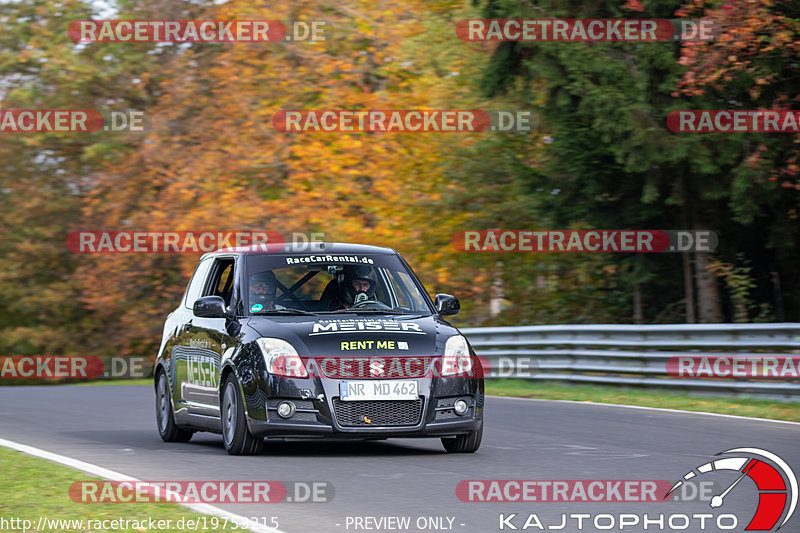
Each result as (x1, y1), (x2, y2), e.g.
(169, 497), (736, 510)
(248, 271), (284, 311)
(329, 265), (378, 310)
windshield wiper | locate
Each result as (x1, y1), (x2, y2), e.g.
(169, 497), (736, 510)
(341, 309), (421, 315)
(312, 309), (429, 316)
(252, 309), (318, 316)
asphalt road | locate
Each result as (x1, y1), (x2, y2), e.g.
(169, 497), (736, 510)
(0, 385), (798, 533)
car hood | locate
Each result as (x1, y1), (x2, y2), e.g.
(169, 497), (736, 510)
(245, 314), (458, 357)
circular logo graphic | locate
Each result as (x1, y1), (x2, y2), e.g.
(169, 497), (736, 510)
(251, 304), (264, 312)
(668, 447), (798, 531)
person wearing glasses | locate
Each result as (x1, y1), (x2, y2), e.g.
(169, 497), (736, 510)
(248, 270), (283, 312)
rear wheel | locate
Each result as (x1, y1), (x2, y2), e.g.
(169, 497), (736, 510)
(221, 374), (264, 456)
(155, 371), (194, 443)
(441, 420), (482, 453)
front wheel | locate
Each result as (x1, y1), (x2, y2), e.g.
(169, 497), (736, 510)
(221, 374), (263, 456)
(441, 420), (482, 453)
(155, 371), (194, 443)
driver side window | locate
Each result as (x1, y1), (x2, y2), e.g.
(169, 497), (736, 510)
(183, 258), (213, 309)
(204, 258), (236, 308)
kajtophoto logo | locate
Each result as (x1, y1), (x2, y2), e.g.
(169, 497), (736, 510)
(478, 448), (797, 530)
(667, 448), (797, 531)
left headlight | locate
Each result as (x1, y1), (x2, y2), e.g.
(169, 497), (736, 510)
(441, 335), (473, 376)
(257, 338), (308, 378)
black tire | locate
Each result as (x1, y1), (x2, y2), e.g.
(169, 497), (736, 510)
(441, 420), (482, 453)
(221, 374), (264, 456)
(155, 371), (194, 443)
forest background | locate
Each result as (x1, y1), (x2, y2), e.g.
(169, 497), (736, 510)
(0, 0), (797, 357)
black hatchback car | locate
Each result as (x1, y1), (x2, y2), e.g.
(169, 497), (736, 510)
(154, 242), (484, 455)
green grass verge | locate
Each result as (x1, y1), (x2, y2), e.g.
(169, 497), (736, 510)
(485, 379), (800, 422)
(0, 447), (251, 532)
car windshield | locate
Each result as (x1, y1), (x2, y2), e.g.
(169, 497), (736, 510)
(244, 253), (432, 316)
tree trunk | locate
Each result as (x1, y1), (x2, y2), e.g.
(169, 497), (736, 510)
(695, 252), (722, 322)
(679, 172), (697, 323)
(682, 251), (696, 323)
(489, 261), (504, 317)
(771, 268), (785, 322)
(633, 284), (643, 324)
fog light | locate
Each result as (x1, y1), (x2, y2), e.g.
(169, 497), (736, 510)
(277, 401), (296, 419)
(454, 399), (469, 416)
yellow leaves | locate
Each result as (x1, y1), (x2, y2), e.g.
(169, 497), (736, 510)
(61, 0), (515, 353)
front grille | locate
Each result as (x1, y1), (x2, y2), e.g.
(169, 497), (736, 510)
(332, 397), (423, 427)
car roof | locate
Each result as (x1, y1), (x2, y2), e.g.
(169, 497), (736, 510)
(200, 241), (397, 260)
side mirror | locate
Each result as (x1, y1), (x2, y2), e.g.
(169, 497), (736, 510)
(435, 293), (460, 316)
(193, 296), (228, 318)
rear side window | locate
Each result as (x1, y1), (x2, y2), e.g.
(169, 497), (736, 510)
(183, 258), (213, 309)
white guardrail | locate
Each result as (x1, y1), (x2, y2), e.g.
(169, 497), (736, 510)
(460, 323), (800, 401)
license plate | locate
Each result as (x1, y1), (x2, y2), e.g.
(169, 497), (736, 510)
(339, 380), (418, 401)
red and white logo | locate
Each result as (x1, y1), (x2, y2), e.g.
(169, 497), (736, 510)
(0, 110), (104, 133)
(667, 356), (800, 379)
(667, 448), (797, 531)
(66, 231), (284, 253)
(453, 230), (717, 253)
(68, 20), (286, 43)
(667, 110), (800, 133)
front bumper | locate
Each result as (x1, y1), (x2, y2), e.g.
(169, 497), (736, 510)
(244, 376), (484, 439)
(247, 416), (481, 439)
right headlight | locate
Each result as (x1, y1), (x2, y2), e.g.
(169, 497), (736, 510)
(441, 335), (473, 376)
(257, 338), (308, 378)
